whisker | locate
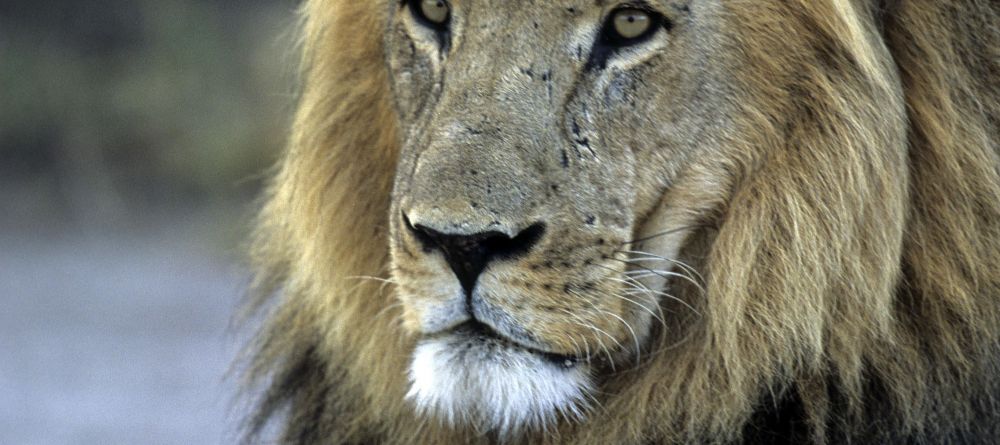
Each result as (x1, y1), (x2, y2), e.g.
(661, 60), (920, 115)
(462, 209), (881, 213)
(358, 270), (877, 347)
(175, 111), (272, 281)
(592, 263), (670, 336)
(560, 309), (618, 369)
(623, 259), (703, 288)
(606, 328), (698, 377)
(559, 311), (594, 364)
(579, 388), (605, 417)
(617, 268), (701, 316)
(602, 276), (667, 325)
(347, 275), (397, 284)
(346, 274), (398, 296)
(612, 257), (706, 295)
(625, 269), (705, 294)
(581, 334), (593, 364)
(603, 308), (641, 367)
(623, 288), (701, 317)
(619, 224), (707, 247)
(617, 249), (706, 284)
(625, 268), (697, 283)
(373, 301), (405, 321)
(570, 289), (641, 367)
(567, 335), (585, 361)
(621, 257), (702, 284)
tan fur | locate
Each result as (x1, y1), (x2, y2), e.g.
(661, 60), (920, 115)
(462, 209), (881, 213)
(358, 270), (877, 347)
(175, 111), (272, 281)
(243, 0), (1000, 443)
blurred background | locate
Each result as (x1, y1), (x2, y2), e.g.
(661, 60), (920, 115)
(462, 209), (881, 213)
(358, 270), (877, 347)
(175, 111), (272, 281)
(1, 0), (298, 442)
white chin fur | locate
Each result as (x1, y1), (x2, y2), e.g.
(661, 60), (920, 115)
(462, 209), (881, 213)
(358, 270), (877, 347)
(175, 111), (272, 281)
(406, 334), (593, 436)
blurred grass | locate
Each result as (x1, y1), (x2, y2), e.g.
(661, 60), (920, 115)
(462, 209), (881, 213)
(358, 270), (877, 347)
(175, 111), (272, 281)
(0, 0), (297, 236)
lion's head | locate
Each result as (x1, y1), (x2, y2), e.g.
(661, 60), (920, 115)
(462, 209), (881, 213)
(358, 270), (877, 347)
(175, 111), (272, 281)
(244, 1), (1000, 443)
(387, 1), (739, 429)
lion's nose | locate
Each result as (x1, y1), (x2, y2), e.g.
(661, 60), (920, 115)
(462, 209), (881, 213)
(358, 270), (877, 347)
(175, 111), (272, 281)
(404, 215), (545, 296)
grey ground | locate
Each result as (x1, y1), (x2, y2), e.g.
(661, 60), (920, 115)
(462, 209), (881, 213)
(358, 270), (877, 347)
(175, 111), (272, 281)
(0, 223), (250, 444)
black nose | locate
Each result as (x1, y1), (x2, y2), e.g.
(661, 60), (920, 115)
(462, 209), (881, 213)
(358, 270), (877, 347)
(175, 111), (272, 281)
(404, 217), (545, 295)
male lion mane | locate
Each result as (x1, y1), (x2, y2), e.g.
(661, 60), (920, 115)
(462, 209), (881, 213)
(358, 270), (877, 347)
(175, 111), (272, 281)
(240, 0), (1000, 444)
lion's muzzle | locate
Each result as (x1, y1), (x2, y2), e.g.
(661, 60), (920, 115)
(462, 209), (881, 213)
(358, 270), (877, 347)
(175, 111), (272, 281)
(403, 214), (545, 296)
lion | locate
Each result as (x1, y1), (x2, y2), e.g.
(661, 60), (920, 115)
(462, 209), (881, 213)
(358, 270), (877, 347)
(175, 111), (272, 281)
(241, 0), (1000, 443)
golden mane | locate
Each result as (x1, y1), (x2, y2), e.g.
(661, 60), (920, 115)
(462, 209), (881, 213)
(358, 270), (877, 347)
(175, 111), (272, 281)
(242, 0), (1000, 443)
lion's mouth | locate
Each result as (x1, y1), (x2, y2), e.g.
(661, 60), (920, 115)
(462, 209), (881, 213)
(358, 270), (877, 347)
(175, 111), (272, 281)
(446, 321), (582, 368)
(407, 319), (597, 432)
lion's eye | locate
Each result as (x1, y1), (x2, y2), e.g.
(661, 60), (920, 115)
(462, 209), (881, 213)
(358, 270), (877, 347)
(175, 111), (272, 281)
(587, 7), (666, 69)
(611, 9), (652, 40)
(415, 0), (450, 26)
(599, 7), (665, 48)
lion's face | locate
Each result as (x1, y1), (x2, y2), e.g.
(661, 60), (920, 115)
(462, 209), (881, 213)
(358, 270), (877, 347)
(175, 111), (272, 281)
(385, 0), (731, 432)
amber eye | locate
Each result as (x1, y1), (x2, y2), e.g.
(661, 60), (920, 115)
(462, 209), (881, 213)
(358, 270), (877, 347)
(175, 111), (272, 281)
(611, 9), (652, 40)
(587, 7), (665, 69)
(417, 0), (450, 25)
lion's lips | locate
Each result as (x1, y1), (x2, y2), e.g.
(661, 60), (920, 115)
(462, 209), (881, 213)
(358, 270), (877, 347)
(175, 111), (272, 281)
(445, 321), (582, 368)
